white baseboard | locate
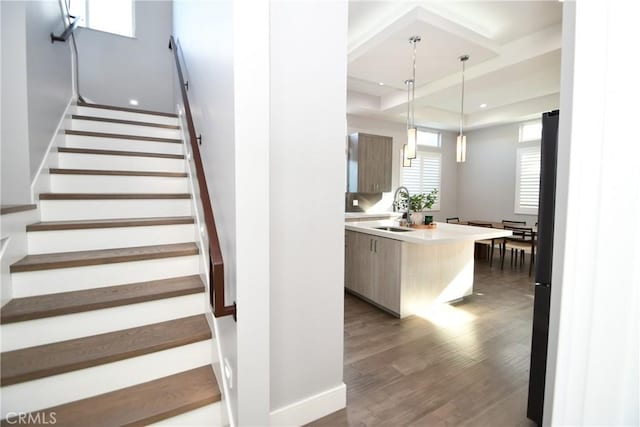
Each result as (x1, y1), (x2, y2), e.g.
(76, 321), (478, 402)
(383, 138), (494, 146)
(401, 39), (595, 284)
(270, 383), (346, 427)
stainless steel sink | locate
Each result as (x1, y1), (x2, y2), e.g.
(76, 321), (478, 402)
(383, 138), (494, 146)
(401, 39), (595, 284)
(374, 226), (412, 232)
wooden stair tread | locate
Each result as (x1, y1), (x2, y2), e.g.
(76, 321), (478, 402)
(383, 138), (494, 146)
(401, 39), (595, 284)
(49, 168), (188, 177)
(0, 204), (37, 215)
(10, 242), (199, 273)
(27, 216), (194, 232)
(0, 275), (204, 324)
(39, 193), (191, 200)
(57, 147), (184, 159)
(0, 315), (211, 386)
(77, 100), (179, 118)
(0, 366), (220, 427)
(72, 114), (181, 130)
(65, 129), (181, 144)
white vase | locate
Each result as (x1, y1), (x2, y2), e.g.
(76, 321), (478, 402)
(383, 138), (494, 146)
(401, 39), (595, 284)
(410, 212), (423, 225)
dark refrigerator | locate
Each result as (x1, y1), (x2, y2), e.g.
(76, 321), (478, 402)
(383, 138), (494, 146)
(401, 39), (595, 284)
(526, 110), (559, 425)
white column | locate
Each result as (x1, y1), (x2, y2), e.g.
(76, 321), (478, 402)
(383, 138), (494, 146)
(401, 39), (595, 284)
(234, 0), (271, 425)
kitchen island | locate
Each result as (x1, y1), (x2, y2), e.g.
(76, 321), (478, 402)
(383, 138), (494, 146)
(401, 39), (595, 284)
(344, 220), (511, 318)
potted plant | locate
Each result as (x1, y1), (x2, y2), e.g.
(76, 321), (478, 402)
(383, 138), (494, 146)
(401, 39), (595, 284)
(409, 189), (438, 224)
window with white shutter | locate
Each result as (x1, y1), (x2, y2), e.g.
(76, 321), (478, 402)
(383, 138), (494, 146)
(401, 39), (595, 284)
(69, 0), (135, 38)
(401, 150), (441, 211)
(515, 121), (541, 214)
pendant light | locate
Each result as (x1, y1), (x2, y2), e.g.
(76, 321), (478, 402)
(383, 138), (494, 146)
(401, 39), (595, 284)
(403, 35), (421, 166)
(456, 54), (469, 163)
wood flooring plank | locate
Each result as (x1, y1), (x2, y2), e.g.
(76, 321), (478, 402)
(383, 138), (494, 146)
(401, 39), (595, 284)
(76, 101), (178, 118)
(0, 205), (37, 215)
(49, 168), (188, 178)
(307, 259), (536, 427)
(0, 275), (204, 324)
(0, 315), (211, 386)
(65, 130), (181, 144)
(71, 115), (181, 130)
(26, 216), (194, 232)
(10, 242), (199, 273)
(57, 147), (184, 159)
(39, 193), (191, 200)
(0, 366), (220, 427)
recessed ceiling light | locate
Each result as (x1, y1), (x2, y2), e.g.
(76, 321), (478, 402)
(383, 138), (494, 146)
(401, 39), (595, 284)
(378, 82), (385, 86)
(129, 99), (139, 106)
(480, 103), (487, 108)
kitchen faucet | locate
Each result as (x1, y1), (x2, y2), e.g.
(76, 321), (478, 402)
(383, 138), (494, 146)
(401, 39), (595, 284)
(393, 186), (412, 224)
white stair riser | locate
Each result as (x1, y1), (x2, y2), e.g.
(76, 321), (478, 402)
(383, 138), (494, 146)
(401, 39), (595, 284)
(50, 174), (189, 194)
(70, 119), (182, 140)
(11, 256), (200, 297)
(57, 152), (186, 172)
(0, 340), (213, 418)
(1, 293), (206, 351)
(151, 402), (222, 426)
(28, 224), (196, 254)
(65, 134), (184, 155)
(73, 106), (180, 127)
(40, 199), (192, 221)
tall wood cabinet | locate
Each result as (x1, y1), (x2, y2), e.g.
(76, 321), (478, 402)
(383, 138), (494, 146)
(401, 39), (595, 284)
(344, 230), (401, 314)
(347, 133), (393, 193)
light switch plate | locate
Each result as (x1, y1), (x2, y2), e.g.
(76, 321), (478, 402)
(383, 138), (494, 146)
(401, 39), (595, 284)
(353, 199), (359, 206)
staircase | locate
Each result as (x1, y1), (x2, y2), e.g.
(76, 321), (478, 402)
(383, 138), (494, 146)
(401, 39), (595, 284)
(0, 103), (223, 425)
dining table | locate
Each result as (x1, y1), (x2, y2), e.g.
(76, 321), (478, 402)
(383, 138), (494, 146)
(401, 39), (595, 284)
(458, 220), (537, 260)
(460, 220), (537, 234)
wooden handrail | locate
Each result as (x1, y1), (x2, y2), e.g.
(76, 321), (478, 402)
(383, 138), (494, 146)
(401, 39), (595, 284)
(169, 36), (236, 319)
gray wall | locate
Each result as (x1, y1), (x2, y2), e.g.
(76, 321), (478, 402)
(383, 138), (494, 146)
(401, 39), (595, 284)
(1, 1), (72, 204)
(457, 122), (538, 225)
(346, 114), (459, 222)
(26, 1), (73, 178)
(76, 1), (173, 111)
(172, 0), (238, 421)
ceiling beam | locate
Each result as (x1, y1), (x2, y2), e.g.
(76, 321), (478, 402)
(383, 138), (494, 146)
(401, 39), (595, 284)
(379, 23), (562, 112)
(349, 5), (500, 63)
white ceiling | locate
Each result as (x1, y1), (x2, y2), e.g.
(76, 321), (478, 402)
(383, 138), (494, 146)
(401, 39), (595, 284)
(347, 1), (563, 131)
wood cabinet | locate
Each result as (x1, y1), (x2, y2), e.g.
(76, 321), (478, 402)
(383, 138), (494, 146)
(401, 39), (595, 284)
(344, 230), (401, 314)
(347, 133), (393, 193)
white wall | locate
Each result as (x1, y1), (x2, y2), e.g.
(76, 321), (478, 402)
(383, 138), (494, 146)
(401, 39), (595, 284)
(346, 114), (459, 222)
(173, 2), (347, 425)
(269, 0), (347, 423)
(1, 1), (31, 204)
(457, 122), (538, 225)
(76, 1), (173, 111)
(545, 1), (640, 425)
(172, 0), (241, 424)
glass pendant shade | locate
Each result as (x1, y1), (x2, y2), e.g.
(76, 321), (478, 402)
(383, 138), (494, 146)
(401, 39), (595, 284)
(457, 54), (469, 164)
(402, 145), (412, 167)
(406, 127), (417, 159)
(456, 134), (466, 163)
(402, 36), (421, 167)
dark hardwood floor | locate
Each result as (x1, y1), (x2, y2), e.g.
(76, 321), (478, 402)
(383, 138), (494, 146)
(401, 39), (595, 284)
(310, 256), (538, 427)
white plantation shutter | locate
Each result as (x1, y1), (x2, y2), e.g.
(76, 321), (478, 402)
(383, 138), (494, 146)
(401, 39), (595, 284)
(401, 150), (441, 210)
(515, 145), (541, 214)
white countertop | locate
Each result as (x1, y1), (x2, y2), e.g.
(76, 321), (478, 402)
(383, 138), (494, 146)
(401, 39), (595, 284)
(344, 212), (402, 219)
(345, 219), (512, 245)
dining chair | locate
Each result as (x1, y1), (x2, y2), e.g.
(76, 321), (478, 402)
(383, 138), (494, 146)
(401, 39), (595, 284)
(446, 217), (460, 223)
(501, 225), (536, 276)
(502, 219), (527, 226)
(468, 222), (497, 267)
